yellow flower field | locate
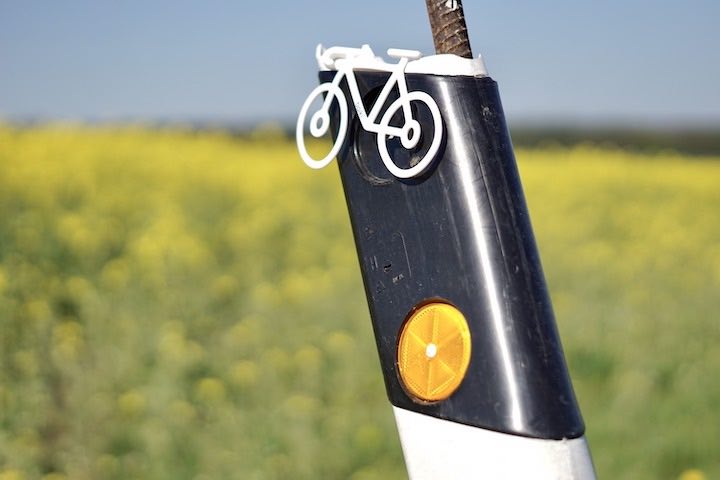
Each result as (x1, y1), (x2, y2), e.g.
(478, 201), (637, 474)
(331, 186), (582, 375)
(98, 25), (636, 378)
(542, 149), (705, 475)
(0, 125), (718, 479)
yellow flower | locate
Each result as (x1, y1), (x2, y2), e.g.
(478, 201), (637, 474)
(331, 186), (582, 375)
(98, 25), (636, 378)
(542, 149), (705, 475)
(353, 424), (383, 453)
(100, 258), (130, 289)
(95, 454), (119, 476)
(324, 330), (355, 355)
(194, 377), (226, 404)
(65, 275), (91, 299)
(282, 394), (320, 418)
(168, 400), (197, 423)
(24, 299), (51, 323)
(156, 321), (205, 366)
(679, 469), (707, 480)
(261, 348), (291, 373)
(117, 389), (147, 417)
(52, 321), (84, 362)
(227, 316), (261, 348)
(0, 470), (25, 480)
(294, 345), (323, 377)
(210, 274), (239, 301)
(230, 361), (258, 388)
(12, 350), (38, 376)
(42, 473), (67, 480)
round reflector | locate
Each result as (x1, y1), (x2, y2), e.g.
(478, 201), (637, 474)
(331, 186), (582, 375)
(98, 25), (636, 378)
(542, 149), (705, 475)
(397, 302), (472, 402)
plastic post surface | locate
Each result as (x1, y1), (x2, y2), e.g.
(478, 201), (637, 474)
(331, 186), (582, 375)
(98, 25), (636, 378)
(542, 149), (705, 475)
(322, 68), (585, 440)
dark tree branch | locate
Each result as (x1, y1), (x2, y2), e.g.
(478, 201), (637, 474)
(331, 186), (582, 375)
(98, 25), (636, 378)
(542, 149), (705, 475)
(425, 0), (473, 58)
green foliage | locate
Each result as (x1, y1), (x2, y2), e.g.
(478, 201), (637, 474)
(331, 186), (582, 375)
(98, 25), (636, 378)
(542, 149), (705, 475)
(0, 126), (718, 479)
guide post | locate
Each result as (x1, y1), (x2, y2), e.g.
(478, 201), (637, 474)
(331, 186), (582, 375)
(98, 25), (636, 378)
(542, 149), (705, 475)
(297, 2), (597, 478)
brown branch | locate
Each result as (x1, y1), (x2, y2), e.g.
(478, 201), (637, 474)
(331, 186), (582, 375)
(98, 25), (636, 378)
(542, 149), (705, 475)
(425, 0), (473, 58)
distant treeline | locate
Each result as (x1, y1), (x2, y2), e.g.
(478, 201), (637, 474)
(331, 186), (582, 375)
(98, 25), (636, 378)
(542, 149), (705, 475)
(284, 122), (720, 156)
(508, 127), (720, 156)
(5, 120), (719, 156)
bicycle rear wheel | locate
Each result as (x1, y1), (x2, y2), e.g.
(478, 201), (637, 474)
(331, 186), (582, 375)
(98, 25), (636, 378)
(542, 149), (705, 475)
(376, 91), (443, 179)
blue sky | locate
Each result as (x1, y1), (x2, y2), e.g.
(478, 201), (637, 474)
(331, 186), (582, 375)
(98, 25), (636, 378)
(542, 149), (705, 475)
(1, 1), (719, 126)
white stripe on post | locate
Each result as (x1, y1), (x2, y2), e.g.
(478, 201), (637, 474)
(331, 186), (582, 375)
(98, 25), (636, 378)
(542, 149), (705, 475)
(393, 407), (597, 480)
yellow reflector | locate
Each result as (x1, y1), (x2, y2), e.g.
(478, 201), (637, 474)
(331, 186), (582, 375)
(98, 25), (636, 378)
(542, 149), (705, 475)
(397, 302), (472, 402)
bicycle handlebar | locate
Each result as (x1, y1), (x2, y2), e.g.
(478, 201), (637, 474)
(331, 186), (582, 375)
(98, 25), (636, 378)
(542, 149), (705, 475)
(316, 45), (375, 69)
(387, 48), (422, 60)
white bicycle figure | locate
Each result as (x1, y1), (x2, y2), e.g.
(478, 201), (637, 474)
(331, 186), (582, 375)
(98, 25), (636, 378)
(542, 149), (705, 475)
(296, 45), (443, 179)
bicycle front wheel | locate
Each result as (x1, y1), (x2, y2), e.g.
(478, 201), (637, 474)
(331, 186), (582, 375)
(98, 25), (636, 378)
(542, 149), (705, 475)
(376, 91), (443, 179)
(296, 83), (348, 169)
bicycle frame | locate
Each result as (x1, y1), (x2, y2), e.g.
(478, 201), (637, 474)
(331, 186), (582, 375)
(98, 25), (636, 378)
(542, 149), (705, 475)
(322, 54), (413, 139)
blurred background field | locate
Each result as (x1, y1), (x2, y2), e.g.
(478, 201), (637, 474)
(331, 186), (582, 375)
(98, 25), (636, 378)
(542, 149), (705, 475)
(0, 124), (719, 480)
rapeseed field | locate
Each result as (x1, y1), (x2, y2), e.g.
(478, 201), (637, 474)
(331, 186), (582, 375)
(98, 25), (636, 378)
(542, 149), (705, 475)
(0, 125), (718, 479)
